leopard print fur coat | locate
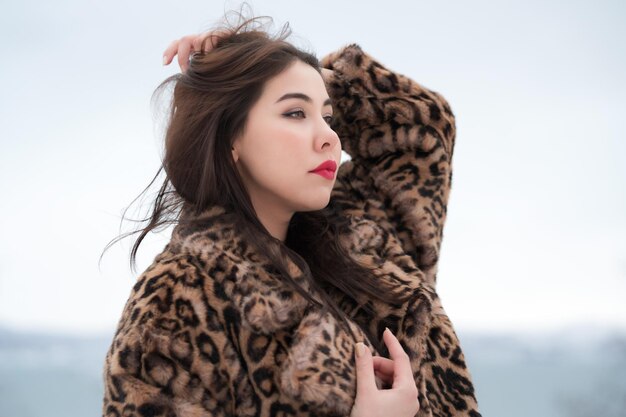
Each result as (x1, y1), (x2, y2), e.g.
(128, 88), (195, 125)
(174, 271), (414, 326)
(102, 44), (481, 417)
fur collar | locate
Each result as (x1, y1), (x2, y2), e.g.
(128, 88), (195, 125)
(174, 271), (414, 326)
(166, 204), (433, 415)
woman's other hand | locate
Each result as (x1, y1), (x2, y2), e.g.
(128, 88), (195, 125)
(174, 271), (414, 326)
(162, 33), (223, 71)
(163, 33), (336, 80)
(350, 328), (420, 417)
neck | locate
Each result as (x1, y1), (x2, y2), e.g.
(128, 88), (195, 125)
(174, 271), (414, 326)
(249, 198), (293, 242)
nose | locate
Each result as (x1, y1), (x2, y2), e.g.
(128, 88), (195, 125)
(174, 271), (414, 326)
(314, 118), (340, 153)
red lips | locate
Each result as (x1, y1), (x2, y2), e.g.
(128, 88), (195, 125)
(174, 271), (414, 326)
(309, 160), (337, 180)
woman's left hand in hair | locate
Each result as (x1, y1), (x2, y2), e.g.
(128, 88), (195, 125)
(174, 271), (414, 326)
(162, 32), (224, 72)
(163, 32), (336, 81)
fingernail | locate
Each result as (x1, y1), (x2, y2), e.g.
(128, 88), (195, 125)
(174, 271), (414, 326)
(355, 342), (366, 358)
(162, 55), (167, 65)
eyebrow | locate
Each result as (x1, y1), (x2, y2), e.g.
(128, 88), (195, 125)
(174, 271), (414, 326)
(275, 93), (332, 107)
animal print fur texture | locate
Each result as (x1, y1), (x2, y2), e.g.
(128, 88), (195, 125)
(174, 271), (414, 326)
(102, 44), (480, 417)
(323, 44), (456, 287)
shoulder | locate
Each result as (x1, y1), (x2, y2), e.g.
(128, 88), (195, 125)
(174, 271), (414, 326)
(113, 253), (229, 340)
(103, 251), (239, 414)
(127, 232), (312, 338)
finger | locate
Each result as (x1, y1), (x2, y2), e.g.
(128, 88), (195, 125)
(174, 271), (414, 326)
(372, 356), (394, 379)
(374, 369), (393, 386)
(354, 342), (377, 397)
(197, 32), (219, 52)
(382, 328), (414, 386)
(192, 35), (205, 53)
(203, 30), (229, 51)
(162, 40), (180, 66)
(177, 38), (192, 72)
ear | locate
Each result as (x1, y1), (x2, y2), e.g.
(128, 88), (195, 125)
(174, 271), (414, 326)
(231, 139), (240, 163)
(231, 146), (238, 162)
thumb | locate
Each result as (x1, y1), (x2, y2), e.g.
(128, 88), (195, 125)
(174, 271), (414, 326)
(354, 342), (376, 397)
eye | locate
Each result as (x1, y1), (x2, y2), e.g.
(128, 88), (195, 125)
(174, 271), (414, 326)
(323, 115), (333, 125)
(284, 109), (305, 119)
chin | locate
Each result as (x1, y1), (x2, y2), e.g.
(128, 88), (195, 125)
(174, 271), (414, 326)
(296, 195), (332, 212)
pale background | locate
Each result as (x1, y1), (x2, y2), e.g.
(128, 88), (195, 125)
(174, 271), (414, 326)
(1, 0), (624, 336)
(1, 1), (625, 416)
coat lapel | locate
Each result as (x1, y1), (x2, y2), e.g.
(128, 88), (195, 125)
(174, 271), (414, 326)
(168, 204), (432, 415)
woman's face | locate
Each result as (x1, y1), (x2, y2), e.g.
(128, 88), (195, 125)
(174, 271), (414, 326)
(231, 60), (341, 217)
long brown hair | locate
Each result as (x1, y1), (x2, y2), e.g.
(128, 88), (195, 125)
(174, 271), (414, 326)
(105, 15), (404, 349)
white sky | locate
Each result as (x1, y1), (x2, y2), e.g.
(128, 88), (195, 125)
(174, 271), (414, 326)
(0, 0), (624, 335)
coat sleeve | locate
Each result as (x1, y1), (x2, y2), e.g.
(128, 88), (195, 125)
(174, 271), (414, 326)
(102, 256), (236, 417)
(335, 217), (481, 416)
(323, 45), (456, 286)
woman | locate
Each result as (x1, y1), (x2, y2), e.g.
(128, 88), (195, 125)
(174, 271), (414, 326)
(102, 17), (481, 417)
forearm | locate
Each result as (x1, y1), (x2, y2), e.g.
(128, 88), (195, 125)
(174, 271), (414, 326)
(324, 45), (456, 285)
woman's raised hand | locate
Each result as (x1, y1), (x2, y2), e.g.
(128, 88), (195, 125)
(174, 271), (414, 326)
(162, 32), (224, 71)
(351, 328), (420, 417)
(162, 32), (336, 81)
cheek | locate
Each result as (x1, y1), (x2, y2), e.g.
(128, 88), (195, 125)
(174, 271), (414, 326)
(270, 138), (308, 180)
(244, 127), (309, 183)
(266, 124), (310, 160)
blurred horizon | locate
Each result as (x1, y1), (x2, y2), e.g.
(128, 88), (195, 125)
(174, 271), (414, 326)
(2, 325), (625, 417)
